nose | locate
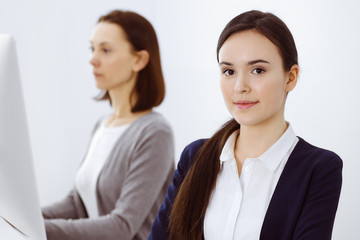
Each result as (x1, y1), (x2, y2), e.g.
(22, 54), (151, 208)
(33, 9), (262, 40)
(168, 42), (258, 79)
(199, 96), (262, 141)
(234, 73), (250, 93)
(89, 52), (100, 67)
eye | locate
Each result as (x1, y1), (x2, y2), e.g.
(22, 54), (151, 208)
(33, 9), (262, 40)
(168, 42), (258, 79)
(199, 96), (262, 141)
(251, 67), (265, 75)
(102, 48), (111, 53)
(223, 69), (235, 76)
(89, 46), (94, 52)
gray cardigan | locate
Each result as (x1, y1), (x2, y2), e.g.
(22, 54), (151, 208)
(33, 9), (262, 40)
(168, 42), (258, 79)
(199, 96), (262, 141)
(42, 112), (175, 240)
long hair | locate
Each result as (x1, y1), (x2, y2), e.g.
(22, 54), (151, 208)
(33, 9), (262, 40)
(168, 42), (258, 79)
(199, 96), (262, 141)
(169, 10), (299, 239)
(96, 10), (165, 112)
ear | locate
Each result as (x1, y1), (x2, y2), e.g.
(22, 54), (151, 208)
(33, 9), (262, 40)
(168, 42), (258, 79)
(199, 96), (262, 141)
(285, 64), (299, 92)
(132, 50), (150, 72)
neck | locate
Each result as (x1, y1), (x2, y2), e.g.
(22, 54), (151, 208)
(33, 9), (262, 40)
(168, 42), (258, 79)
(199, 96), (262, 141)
(106, 76), (151, 127)
(235, 111), (288, 161)
(108, 86), (134, 119)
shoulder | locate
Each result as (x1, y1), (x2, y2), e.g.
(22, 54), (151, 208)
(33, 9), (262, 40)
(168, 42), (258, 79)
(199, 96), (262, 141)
(117, 111), (173, 145)
(181, 139), (208, 159)
(133, 111), (172, 134)
(125, 112), (175, 157)
(297, 137), (342, 162)
(177, 139), (208, 176)
(290, 137), (343, 172)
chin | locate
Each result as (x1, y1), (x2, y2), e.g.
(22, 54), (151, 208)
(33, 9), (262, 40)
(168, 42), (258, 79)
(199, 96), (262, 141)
(95, 83), (109, 91)
(233, 115), (263, 127)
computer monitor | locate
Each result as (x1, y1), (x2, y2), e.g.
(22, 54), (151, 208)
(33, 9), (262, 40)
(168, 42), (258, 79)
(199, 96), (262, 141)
(0, 34), (47, 240)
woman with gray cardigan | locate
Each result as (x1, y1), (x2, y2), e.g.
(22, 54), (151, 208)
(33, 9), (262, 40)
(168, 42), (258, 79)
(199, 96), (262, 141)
(42, 10), (174, 240)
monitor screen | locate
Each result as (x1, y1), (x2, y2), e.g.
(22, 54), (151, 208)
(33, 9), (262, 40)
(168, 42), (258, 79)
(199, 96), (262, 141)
(0, 34), (47, 240)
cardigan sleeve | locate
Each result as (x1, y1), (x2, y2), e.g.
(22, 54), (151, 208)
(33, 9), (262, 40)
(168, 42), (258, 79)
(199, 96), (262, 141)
(148, 139), (207, 240)
(44, 123), (175, 240)
(292, 153), (343, 239)
(42, 190), (80, 220)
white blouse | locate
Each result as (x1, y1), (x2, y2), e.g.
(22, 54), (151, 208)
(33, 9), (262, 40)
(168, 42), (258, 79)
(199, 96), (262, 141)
(75, 119), (129, 218)
(204, 124), (298, 240)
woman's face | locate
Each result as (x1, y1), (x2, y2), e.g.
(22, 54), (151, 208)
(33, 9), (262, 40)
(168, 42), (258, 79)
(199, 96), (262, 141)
(218, 30), (298, 127)
(90, 22), (138, 91)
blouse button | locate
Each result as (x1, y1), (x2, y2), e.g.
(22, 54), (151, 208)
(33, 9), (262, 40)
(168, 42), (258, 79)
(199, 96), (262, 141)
(245, 166), (250, 172)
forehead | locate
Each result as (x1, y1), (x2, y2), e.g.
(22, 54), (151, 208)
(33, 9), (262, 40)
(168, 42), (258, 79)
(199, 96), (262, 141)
(218, 30), (282, 65)
(90, 22), (128, 44)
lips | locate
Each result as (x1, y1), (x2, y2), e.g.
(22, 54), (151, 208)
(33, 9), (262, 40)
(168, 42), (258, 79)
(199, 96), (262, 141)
(93, 72), (103, 78)
(234, 100), (258, 110)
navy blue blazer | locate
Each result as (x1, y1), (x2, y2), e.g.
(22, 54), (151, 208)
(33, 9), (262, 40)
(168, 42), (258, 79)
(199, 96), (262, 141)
(149, 137), (343, 240)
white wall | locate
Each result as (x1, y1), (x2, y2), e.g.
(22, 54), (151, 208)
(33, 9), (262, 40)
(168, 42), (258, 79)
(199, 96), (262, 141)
(1, 0), (359, 239)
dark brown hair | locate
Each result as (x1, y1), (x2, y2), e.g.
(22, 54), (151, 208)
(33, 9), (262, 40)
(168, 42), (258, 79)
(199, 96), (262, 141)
(96, 10), (165, 112)
(169, 10), (298, 240)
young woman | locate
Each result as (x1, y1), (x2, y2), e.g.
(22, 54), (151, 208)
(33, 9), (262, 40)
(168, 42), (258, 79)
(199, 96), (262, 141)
(42, 10), (174, 240)
(149, 10), (342, 240)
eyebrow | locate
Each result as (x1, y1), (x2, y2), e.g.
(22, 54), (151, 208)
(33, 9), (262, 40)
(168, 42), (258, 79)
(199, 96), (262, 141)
(219, 59), (270, 66)
(248, 59), (269, 65)
(219, 61), (233, 66)
(89, 41), (112, 46)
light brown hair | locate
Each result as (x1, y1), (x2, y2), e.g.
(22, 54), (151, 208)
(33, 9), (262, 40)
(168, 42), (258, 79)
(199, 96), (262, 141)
(96, 10), (165, 112)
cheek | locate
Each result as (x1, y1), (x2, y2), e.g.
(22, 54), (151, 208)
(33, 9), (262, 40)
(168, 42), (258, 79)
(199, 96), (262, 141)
(258, 79), (287, 104)
(103, 57), (118, 72)
(107, 57), (129, 76)
(220, 79), (233, 102)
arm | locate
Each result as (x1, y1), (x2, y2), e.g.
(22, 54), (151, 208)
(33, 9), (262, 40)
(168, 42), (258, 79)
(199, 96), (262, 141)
(42, 190), (81, 220)
(44, 125), (175, 240)
(148, 139), (206, 240)
(147, 153), (187, 240)
(293, 154), (343, 240)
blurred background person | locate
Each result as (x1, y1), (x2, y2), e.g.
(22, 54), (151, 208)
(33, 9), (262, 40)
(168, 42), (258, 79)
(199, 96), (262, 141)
(42, 9), (174, 240)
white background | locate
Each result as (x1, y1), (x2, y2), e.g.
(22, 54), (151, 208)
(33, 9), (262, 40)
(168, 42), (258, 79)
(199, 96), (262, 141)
(1, 0), (359, 239)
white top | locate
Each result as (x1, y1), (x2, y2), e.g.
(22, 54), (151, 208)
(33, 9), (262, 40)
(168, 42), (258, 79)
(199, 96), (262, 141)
(75, 119), (129, 218)
(204, 124), (299, 240)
